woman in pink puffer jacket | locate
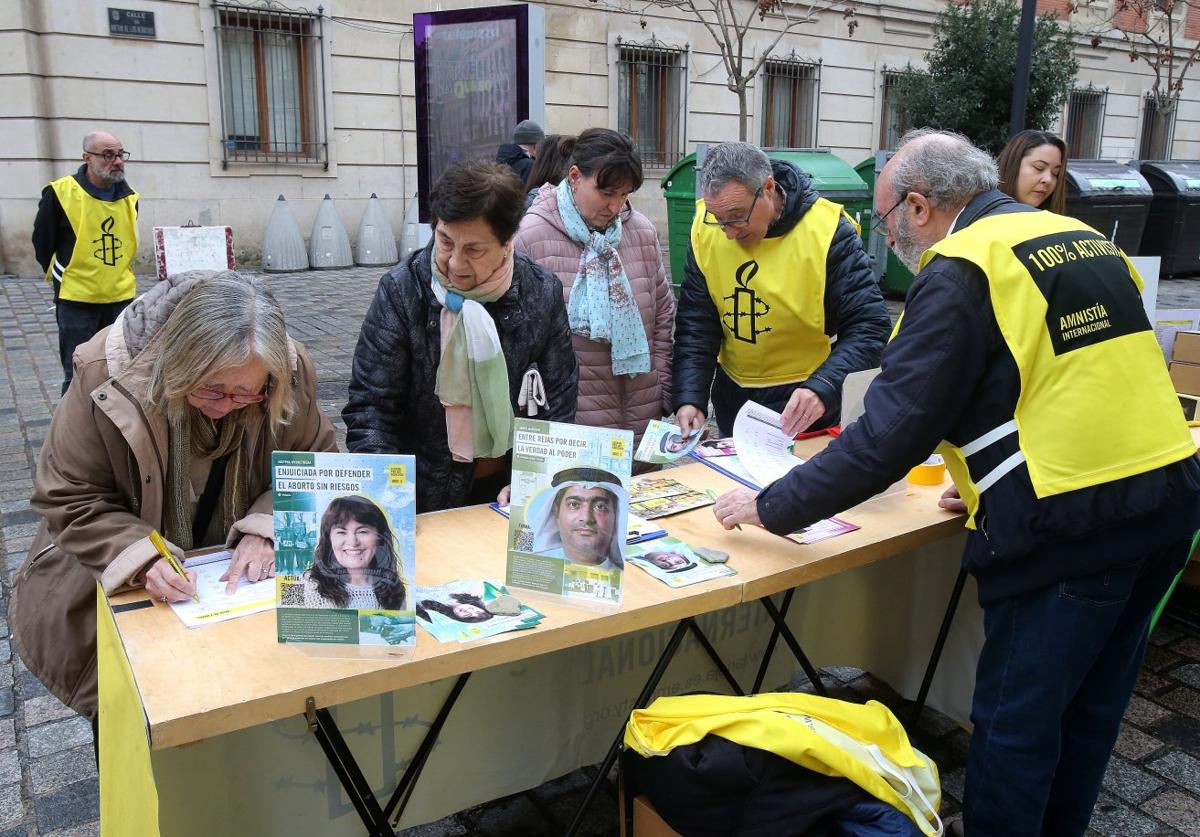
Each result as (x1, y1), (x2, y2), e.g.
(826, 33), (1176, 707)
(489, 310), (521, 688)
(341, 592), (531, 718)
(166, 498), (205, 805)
(514, 129), (675, 444)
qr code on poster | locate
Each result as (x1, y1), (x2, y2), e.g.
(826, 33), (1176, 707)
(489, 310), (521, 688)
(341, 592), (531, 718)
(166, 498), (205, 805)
(513, 525), (534, 552)
(279, 577), (304, 607)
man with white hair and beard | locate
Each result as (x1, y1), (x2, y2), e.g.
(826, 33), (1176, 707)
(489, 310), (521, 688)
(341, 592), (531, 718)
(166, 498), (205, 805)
(713, 128), (1200, 835)
(33, 131), (139, 394)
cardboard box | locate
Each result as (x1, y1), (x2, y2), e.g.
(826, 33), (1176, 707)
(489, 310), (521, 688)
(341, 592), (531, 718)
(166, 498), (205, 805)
(632, 795), (681, 837)
(1174, 331), (1200, 364)
(1170, 361), (1200, 396)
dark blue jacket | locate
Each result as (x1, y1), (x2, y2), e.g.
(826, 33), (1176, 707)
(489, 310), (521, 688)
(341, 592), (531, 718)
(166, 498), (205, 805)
(757, 190), (1200, 603)
(672, 160), (890, 418)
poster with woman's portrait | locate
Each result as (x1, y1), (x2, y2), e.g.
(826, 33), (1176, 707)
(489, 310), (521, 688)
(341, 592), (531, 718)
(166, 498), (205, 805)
(273, 452), (417, 647)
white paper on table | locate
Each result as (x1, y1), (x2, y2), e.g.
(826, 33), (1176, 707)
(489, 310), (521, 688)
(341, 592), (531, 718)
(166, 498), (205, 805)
(168, 550), (276, 628)
(732, 401), (805, 488)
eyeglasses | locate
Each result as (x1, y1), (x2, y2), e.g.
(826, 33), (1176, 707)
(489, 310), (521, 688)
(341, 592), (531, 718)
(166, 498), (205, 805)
(191, 386), (268, 405)
(702, 187), (763, 229)
(86, 149), (131, 162)
(870, 194), (908, 239)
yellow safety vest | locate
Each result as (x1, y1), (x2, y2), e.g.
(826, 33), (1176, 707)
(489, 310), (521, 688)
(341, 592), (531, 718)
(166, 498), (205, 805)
(48, 175), (138, 304)
(908, 210), (1195, 527)
(690, 197), (843, 387)
(625, 692), (943, 837)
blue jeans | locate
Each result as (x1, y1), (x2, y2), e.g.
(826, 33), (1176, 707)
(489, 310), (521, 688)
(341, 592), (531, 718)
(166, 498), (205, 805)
(963, 537), (1188, 836)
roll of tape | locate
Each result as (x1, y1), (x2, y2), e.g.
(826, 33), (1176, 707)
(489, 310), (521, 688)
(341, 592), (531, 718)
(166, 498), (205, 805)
(908, 454), (946, 486)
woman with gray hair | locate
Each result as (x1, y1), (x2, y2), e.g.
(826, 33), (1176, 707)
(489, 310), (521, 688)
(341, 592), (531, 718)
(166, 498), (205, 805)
(11, 270), (336, 724)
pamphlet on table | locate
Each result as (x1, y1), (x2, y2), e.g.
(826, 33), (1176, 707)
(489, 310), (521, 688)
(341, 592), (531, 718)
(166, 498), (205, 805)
(272, 451), (417, 647)
(628, 476), (714, 519)
(504, 419), (633, 607)
(626, 537), (738, 588)
(168, 549), (275, 628)
(414, 580), (544, 643)
(634, 420), (702, 464)
(690, 439), (860, 545)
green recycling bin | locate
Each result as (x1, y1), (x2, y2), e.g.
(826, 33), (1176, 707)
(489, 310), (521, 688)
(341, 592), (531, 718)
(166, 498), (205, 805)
(855, 154), (915, 298)
(659, 149), (870, 294)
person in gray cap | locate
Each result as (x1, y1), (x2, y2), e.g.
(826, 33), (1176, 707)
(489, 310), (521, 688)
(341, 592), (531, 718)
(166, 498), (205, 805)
(497, 119), (544, 182)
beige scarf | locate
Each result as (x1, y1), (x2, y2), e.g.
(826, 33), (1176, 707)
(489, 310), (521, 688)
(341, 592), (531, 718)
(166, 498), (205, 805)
(163, 410), (249, 549)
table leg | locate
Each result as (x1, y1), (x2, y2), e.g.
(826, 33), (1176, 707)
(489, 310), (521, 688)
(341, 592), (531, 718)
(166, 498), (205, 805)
(564, 618), (690, 837)
(686, 619), (745, 696)
(564, 614), (751, 836)
(304, 697), (394, 837)
(758, 595), (828, 697)
(384, 672), (472, 827)
(910, 565), (969, 722)
(751, 589), (795, 693)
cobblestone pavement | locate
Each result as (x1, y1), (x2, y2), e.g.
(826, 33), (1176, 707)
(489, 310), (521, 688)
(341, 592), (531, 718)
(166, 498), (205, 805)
(0, 268), (1199, 836)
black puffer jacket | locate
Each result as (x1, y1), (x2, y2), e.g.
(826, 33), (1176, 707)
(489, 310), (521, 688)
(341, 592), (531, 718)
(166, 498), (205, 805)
(672, 160), (889, 417)
(496, 143), (533, 184)
(343, 244), (578, 512)
(757, 190), (1200, 603)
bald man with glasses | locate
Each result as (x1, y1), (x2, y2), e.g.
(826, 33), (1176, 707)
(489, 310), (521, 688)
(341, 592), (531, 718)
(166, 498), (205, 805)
(672, 142), (889, 438)
(33, 131), (139, 394)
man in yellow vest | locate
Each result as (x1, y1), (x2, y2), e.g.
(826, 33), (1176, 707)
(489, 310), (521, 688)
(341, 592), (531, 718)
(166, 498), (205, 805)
(714, 129), (1200, 835)
(672, 142), (889, 438)
(32, 131), (139, 394)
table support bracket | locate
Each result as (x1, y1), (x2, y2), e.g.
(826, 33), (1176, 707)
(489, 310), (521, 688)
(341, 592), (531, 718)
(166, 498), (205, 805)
(756, 594), (828, 697)
(304, 696), (394, 837)
(910, 565), (969, 722)
(384, 671), (471, 827)
(565, 615), (744, 837)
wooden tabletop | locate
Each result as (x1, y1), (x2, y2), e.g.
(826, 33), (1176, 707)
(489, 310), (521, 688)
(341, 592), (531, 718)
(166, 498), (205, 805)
(109, 440), (965, 751)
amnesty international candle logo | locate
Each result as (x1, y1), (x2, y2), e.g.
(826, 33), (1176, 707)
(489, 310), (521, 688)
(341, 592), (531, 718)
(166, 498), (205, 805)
(722, 259), (772, 344)
(92, 216), (123, 267)
(1012, 230), (1150, 356)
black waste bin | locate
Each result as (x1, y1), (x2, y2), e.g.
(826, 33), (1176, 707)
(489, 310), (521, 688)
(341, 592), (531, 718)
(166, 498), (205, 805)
(1132, 160), (1200, 277)
(1064, 161), (1153, 255)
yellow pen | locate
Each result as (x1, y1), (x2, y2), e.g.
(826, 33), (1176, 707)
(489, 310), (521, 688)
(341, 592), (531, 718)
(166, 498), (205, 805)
(706, 488), (742, 530)
(148, 529), (199, 602)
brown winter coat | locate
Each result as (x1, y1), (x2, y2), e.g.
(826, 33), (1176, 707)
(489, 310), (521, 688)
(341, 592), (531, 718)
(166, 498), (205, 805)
(514, 184), (675, 442)
(10, 278), (337, 718)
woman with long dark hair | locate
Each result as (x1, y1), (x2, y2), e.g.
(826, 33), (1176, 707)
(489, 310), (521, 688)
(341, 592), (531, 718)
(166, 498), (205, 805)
(996, 130), (1069, 213)
(303, 495), (407, 610)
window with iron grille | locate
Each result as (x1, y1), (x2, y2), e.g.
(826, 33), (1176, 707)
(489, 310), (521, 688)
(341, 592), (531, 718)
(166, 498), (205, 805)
(879, 71), (920, 151)
(1139, 94), (1176, 160)
(761, 58), (820, 148)
(214, 3), (328, 167)
(1065, 86), (1106, 159)
(617, 38), (687, 168)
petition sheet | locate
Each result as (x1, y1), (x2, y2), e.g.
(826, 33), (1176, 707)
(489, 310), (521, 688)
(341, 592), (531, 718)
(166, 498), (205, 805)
(732, 401), (804, 488)
(169, 550), (276, 628)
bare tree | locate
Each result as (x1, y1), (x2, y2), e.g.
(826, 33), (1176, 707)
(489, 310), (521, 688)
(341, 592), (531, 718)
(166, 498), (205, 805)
(594, 0), (858, 141)
(1084, 0), (1200, 155)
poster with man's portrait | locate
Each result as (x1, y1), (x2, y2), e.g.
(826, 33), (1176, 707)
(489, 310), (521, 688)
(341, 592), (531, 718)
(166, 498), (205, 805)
(505, 419), (634, 607)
